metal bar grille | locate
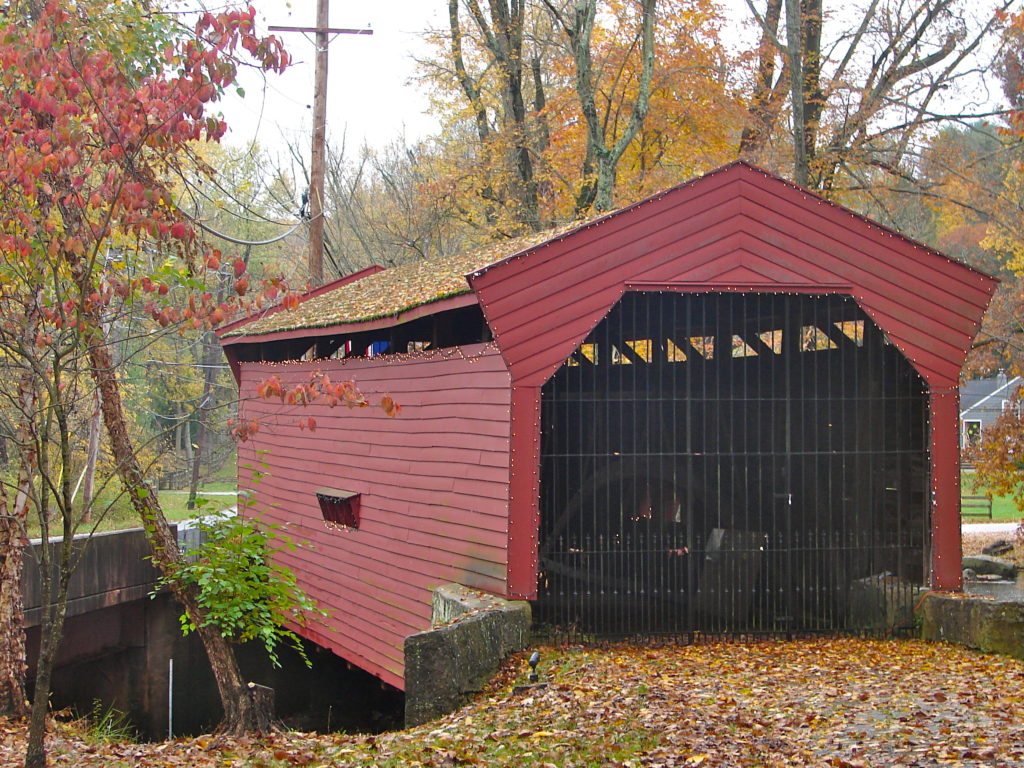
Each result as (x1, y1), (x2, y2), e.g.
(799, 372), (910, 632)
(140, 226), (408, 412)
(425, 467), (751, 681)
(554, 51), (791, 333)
(535, 292), (928, 640)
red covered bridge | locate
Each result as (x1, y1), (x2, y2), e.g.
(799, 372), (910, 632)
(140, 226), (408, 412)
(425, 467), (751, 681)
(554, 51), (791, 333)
(219, 162), (996, 690)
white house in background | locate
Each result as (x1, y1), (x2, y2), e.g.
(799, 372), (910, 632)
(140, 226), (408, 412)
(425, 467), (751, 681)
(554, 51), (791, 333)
(960, 373), (1024, 448)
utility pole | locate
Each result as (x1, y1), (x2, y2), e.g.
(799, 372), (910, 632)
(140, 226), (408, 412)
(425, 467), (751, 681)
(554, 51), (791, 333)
(270, 1), (372, 285)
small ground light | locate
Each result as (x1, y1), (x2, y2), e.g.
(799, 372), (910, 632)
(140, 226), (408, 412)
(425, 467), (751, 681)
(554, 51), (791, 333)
(513, 651), (548, 695)
(528, 651), (540, 683)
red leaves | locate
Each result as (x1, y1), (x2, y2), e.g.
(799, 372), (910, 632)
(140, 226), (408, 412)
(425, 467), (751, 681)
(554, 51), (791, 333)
(0, 0), (291, 261)
(250, 371), (401, 436)
(228, 417), (259, 442)
(304, 371), (369, 410)
(256, 375), (284, 401)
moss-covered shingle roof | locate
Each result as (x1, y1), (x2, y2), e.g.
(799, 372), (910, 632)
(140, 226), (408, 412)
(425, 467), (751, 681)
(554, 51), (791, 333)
(223, 222), (583, 338)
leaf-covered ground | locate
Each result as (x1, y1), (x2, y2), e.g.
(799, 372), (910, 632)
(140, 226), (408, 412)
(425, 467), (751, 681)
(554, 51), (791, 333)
(3, 638), (1023, 767)
(963, 531), (1024, 568)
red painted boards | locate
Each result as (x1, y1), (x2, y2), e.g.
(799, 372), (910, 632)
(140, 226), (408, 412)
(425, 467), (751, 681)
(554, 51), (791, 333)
(237, 343), (511, 689)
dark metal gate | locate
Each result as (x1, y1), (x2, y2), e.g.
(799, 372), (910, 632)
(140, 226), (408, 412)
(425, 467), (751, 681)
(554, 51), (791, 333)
(534, 292), (928, 638)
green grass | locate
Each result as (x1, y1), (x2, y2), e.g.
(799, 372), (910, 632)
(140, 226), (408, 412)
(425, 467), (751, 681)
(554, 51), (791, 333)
(156, 487), (237, 521)
(23, 482), (237, 539)
(961, 474), (1023, 522)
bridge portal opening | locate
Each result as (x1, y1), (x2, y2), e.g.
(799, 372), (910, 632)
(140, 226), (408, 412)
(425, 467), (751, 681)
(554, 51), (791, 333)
(535, 292), (928, 636)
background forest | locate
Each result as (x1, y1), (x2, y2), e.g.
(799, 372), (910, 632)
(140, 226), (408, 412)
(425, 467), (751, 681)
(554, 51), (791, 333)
(3, 0), (1024, 531)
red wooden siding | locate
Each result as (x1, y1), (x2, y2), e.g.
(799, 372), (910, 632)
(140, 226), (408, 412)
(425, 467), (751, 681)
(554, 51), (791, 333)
(469, 162), (997, 598)
(236, 343), (512, 689)
(470, 163), (994, 390)
(930, 387), (962, 590)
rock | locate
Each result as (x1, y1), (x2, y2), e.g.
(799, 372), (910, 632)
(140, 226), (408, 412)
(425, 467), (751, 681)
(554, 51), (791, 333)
(404, 585), (531, 727)
(848, 573), (924, 631)
(962, 555), (1019, 580)
(920, 593), (1024, 661)
(983, 539), (1015, 557)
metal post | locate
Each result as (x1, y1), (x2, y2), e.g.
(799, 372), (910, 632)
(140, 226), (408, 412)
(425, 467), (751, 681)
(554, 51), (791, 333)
(167, 657), (174, 740)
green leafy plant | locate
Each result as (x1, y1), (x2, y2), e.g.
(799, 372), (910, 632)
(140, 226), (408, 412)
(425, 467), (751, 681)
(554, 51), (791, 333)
(158, 512), (326, 668)
(81, 700), (137, 744)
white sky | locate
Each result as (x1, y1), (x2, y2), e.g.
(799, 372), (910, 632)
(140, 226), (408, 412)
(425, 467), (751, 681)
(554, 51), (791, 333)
(216, 0), (765, 159)
(218, 0), (447, 158)
(213, 0), (1007, 165)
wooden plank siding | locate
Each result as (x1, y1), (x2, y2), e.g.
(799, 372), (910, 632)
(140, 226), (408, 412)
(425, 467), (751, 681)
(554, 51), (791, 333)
(471, 165), (993, 390)
(236, 343), (512, 689)
(468, 161), (997, 598)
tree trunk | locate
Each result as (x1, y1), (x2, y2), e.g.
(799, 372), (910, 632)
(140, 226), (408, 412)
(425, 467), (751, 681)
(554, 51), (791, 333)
(25, 365), (79, 768)
(784, 0), (808, 186)
(0, 519), (28, 719)
(455, 0), (541, 231)
(187, 330), (219, 510)
(85, 329), (269, 734)
(738, 0), (786, 158)
(553, 0), (656, 214)
(800, 0), (823, 180)
(0, 372), (38, 719)
(24, 538), (74, 768)
(79, 389), (102, 524)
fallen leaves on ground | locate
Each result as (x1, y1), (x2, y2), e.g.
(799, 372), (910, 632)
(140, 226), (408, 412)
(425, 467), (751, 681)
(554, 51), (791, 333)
(2, 638), (1023, 767)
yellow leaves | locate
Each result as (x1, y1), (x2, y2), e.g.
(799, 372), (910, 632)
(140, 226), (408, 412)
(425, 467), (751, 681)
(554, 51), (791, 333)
(5, 638), (1024, 767)
(419, 0), (738, 229)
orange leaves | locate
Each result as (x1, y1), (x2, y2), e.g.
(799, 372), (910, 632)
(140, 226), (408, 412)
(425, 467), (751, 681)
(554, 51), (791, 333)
(424, 0), (736, 230)
(299, 371), (369, 410)
(2, 638), (1024, 765)
(249, 371), (398, 437)
(255, 375), (284, 401)
(227, 417), (259, 442)
(966, 388), (1024, 511)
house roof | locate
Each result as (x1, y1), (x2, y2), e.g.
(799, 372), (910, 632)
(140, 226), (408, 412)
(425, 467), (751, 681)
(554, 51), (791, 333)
(960, 374), (1023, 416)
(220, 220), (587, 339)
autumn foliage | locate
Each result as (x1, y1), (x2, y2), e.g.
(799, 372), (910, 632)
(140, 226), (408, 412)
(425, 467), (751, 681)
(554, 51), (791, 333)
(0, 0), (319, 752)
(0, 3), (292, 340)
(1, 639), (1022, 766)
(420, 0), (738, 235)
